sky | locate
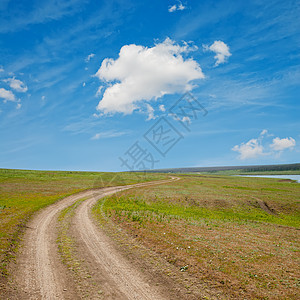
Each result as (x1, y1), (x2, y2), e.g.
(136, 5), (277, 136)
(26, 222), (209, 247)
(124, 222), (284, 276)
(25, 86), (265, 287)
(0, 0), (299, 172)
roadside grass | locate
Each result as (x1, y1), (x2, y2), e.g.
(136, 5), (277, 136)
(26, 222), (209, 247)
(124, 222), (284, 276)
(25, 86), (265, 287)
(0, 168), (166, 280)
(94, 175), (300, 299)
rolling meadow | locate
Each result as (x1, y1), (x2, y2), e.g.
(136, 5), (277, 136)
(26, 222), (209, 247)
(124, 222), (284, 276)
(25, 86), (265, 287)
(0, 169), (165, 279)
(93, 174), (300, 298)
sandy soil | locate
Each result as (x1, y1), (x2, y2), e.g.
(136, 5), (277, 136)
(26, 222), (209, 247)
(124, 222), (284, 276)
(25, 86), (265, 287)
(10, 178), (178, 299)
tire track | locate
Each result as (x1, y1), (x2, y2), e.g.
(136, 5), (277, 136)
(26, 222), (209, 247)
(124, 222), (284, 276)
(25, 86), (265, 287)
(13, 177), (178, 299)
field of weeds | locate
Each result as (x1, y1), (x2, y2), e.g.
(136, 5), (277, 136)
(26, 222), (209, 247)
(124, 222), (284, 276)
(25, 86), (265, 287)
(0, 168), (166, 279)
(94, 174), (300, 299)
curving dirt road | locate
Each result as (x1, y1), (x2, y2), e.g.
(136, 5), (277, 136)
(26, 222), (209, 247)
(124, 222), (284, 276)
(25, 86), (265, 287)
(12, 177), (178, 299)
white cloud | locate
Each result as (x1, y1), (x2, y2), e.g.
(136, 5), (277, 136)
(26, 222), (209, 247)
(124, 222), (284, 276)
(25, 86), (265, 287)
(232, 130), (296, 160)
(204, 40), (231, 66)
(91, 130), (127, 140)
(41, 95), (45, 101)
(93, 113), (100, 118)
(95, 85), (103, 97)
(260, 129), (268, 136)
(182, 116), (191, 123)
(85, 53), (95, 62)
(91, 133), (102, 140)
(82, 82), (86, 87)
(159, 104), (166, 112)
(95, 38), (204, 115)
(3, 77), (28, 92)
(232, 138), (264, 160)
(146, 104), (156, 121)
(0, 66), (4, 72)
(0, 87), (16, 102)
(270, 137), (296, 151)
(168, 1), (186, 12)
(168, 5), (177, 12)
(16, 103), (22, 109)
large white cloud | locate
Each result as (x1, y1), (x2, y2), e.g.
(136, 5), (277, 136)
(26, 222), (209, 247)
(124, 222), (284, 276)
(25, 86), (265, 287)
(3, 77), (28, 92)
(270, 137), (296, 151)
(204, 40), (231, 66)
(0, 88), (16, 102)
(232, 138), (264, 160)
(95, 38), (204, 115)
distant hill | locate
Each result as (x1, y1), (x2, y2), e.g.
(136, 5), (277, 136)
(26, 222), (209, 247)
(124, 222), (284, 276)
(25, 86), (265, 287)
(144, 163), (300, 174)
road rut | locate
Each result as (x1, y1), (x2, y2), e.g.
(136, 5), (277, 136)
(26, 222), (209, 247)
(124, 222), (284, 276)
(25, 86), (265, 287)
(13, 178), (178, 299)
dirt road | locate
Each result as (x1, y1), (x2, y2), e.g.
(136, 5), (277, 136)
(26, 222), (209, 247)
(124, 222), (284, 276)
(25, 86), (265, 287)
(12, 177), (178, 299)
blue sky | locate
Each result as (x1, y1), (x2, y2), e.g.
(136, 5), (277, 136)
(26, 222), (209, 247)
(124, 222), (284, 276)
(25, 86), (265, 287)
(0, 0), (299, 171)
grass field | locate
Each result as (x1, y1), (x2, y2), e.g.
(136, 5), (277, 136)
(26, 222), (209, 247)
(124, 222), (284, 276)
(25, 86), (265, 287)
(94, 174), (300, 299)
(0, 168), (166, 279)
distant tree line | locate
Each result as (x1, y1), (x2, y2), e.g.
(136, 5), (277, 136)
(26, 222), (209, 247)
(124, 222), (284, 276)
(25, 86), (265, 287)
(143, 163), (300, 173)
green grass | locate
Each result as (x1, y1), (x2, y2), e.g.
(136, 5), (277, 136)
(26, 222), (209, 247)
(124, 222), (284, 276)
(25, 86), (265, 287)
(57, 199), (85, 273)
(100, 175), (300, 227)
(93, 174), (300, 298)
(0, 168), (167, 278)
(102, 195), (299, 228)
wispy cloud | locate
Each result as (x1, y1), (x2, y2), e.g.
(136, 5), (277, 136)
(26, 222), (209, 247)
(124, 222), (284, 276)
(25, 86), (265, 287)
(168, 1), (186, 13)
(95, 86), (103, 97)
(63, 119), (99, 135)
(2, 1), (130, 103)
(85, 53), (95, 62)
(193, 65), (300, 113)
(91, 130), (128, 140)
(29, 61), (76, 92)
(0, 0), (86, 33)
(174, 1), (239, 38)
